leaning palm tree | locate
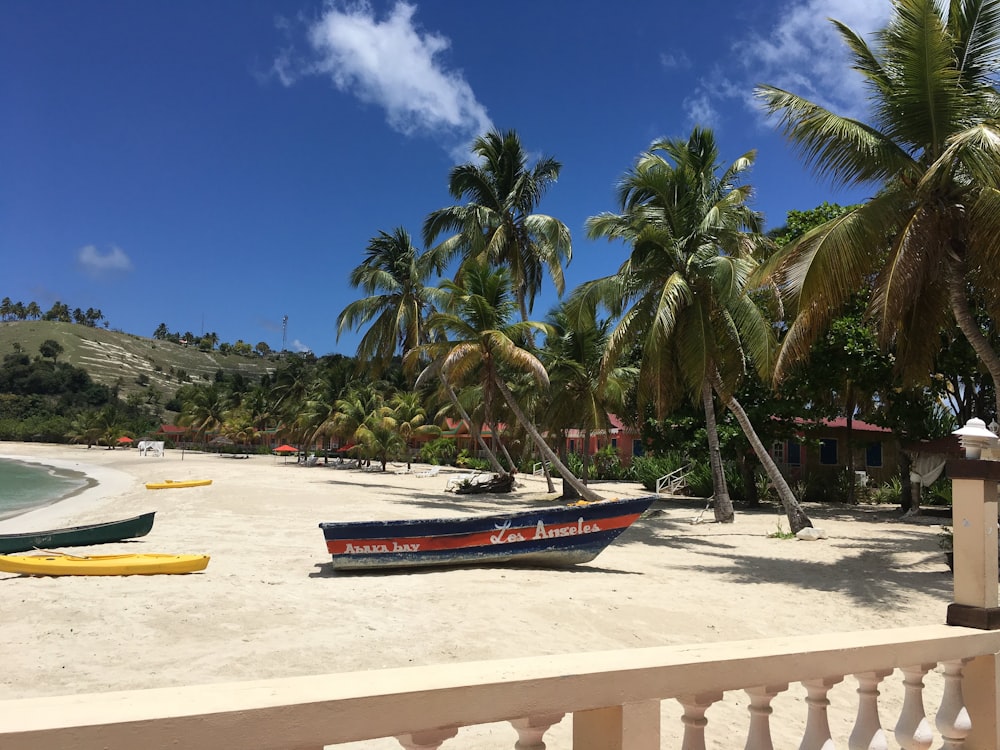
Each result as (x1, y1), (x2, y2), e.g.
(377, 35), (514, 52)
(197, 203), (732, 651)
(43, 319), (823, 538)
(338, 226), (506, 471)
(410, 263), (602, 502)
(423, 128), (572, 320)
(757, 0), (1000, 419)
(337, 227), (448, 369)
(581, 127), (813, 531)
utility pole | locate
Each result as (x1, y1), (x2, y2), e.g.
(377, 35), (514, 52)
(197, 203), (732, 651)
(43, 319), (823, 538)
(282, 315), (288, 353)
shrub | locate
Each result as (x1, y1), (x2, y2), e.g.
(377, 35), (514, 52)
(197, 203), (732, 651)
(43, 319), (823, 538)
(868, 477), (902, 505)
(420, 438), (457, 466)
(455, 451), (490, 471)
(631, 452), (690, 493)
(801, 469), (853, 503)
(682, 460), (714, 498)
(924, 475), (952, 506)
(565, 452), (585, 479)
(593, 445), (630, 480)
(723, 462), (747, 504)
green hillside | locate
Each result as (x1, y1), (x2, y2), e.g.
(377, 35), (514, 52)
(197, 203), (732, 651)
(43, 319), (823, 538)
(0, 321), (277, 403)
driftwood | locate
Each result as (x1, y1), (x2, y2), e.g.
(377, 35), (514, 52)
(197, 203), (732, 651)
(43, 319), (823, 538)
(453, 472), (515, 494)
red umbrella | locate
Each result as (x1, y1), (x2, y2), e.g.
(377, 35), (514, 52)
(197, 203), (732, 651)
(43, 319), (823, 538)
(117, 436), (134, 444)
(274, 444), (298, 464)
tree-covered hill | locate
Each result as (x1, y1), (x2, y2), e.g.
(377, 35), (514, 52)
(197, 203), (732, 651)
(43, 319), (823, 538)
(0, 321), (277, 404)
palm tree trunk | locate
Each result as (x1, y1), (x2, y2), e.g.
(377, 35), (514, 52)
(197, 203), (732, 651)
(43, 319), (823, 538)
(491, 420), (517, 471)
(948, 259), (1000, 421)
(440, 375), (505, 473)
(711, 374), (813, 533)
(494, 377), (603, 502)
(846, 393), (856, 505)
(702, 380), (734, 523)
(542, 459), (556, 493)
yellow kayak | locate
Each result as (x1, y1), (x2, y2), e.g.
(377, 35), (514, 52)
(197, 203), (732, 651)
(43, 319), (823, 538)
(0, 553), (210, 576)
(145, 479), (213, 490)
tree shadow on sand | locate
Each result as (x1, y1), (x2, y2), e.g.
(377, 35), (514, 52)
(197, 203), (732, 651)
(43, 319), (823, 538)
(613, 506), (953, 608)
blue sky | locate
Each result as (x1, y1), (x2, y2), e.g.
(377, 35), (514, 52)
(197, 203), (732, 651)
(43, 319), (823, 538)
(1, 0), (888, 357)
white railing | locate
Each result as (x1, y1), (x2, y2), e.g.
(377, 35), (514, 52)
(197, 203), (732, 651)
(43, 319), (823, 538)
(655, 464), (689, 494)
(3, 624), (1000, 750)
(532, 461), (551, 476)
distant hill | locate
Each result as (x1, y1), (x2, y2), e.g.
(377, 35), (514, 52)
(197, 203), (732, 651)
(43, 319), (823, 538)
(0, 321), (277, 402)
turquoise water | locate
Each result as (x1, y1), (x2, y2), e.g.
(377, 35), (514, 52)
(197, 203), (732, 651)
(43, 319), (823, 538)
(0, 458), (91, 521)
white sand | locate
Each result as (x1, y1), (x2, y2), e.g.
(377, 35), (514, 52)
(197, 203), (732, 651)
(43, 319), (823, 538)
(0, 443), (957, 748)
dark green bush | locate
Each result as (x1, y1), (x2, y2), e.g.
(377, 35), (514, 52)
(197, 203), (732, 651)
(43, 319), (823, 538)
(682, 460), (714, 498)
(593, 445), (630, 480)
(632, 453), (689, 492)
(420, 438), (457, 466)
(924, 475), (952, 506)
(801, 469), (853, 503)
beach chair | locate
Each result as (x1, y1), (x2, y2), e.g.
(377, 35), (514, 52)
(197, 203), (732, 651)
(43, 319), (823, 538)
(415, 466), (440, 478)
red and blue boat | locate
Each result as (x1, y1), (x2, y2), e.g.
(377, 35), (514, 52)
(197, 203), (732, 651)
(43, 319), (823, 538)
(319, 495), (656, 571)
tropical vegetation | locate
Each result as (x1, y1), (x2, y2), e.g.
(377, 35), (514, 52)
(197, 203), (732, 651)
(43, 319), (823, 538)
(757, 0), (1000, 422)
(5, 1), (1000, 522)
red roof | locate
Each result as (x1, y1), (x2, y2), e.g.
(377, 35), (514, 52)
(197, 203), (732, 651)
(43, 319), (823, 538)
(795, 417), (892, 434)
(156, 425), (188, 435)
(440, 419), (505, 436)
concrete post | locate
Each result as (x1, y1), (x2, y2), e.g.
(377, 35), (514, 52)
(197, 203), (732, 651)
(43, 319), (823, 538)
(945, 459), (1000, 750)
(572, 700), (660, 750)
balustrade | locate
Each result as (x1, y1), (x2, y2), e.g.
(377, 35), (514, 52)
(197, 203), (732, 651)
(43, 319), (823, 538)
(3, 425), (1000, 749)
(3, 625), (1000, 750)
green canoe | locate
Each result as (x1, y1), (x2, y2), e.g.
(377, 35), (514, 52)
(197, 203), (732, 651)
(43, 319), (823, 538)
(0, 511), (156, 554)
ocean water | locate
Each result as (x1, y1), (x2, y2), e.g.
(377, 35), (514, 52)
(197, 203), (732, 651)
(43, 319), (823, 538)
(0, 457), (90, 521)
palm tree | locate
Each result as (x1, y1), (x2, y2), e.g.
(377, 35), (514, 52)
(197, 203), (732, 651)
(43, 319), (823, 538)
(332, 382), (391, 467)
(413, 263), (602, 502)
(542, 303), (636, 486)
(756, 0), (1000, 420)
(581, 127), (812, 531)
(337, 228), (448, 368)
(177, 384), (228, 444)
(68, 410), (103, 448)
(423, 128), (572, 321)
(424, 364), (508, 474)
(356, 410), (407, 471)
(295, 357), (354, 462)
(389, 391), (440, 470)
(339, 225), (507, 472)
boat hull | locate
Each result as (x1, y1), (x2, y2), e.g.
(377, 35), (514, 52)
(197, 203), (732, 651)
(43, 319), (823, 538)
(0, 512), (156, 554)
(0, 553), (210, 576)
(145, 479), (212, 490)
(319, 495), (656, 571)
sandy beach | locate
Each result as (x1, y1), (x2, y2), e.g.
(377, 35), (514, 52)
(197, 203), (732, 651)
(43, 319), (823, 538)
(0, 443), (957, 748)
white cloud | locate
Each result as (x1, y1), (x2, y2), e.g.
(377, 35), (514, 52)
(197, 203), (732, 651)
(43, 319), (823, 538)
(660, 51), (691, 70)
(684, 92), (721, 130)
(736, 0), (889, 119)
(282, 1), (492, 147)
(77, 244), (133, 276)
(681, 0), (891, 131)
(291, 339), (311, 353)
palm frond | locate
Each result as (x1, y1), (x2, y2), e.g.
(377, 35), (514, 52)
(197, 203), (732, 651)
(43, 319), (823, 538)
(755, 85), (918, 187)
